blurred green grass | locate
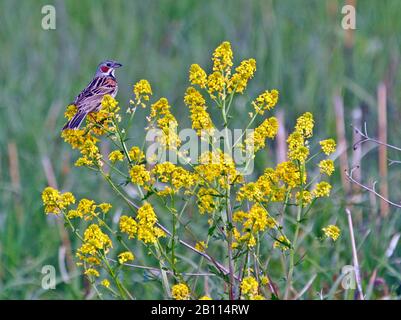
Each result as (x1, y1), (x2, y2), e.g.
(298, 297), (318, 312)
(1, 0), (401, 299)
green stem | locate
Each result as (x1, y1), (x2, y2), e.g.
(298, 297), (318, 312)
(170, 195), (177, 275)
(155, 242), (171, 298)
(284, 162), (305, 299)
(100, 252), (132, 299)
(225, 184), (235, 300)
(125, 103), (139, 135)
(232, 112), (258, 149)
(99, 166), (138, 209)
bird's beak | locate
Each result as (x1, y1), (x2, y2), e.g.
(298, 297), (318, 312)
(113, 62), (123, 68)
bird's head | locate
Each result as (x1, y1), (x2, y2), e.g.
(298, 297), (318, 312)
(95, 60), (122, 77)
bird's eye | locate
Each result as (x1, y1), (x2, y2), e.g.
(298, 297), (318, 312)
(106, 63), (111, 67)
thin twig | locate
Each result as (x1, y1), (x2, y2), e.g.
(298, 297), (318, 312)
(107, 258), (215, 276)
(293, 274), (317, 300)
(388, 159), (401, 166)
(345, 208), (364, 300)
(346, 167), (401, 209)
(378, 83), (389, 216)
(350, 123), (401, 208)
(353, 123), (401, 152)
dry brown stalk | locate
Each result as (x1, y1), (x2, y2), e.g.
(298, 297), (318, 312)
(346, 208), (364, 300)
(377, 83), (389, 217)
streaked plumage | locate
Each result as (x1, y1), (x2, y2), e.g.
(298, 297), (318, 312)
(62, 60), (122, 130)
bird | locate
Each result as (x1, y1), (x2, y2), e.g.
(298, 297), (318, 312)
(62, 60), (122, 130)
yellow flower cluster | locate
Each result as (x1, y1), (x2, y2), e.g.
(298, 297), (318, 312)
(233, 204), (276, 233)
(313, 181), (332, 197)
(61, 97), (116, 167)
(195, 150), (243, 188)
(196, 187), (218, 214)
(252, 90), (279, 115)
(236, 182), (264, 203)
(233, 204), (276, 248)
(212, 41), (233, 73)
(75, 139), (102, 167)
(295, 190), (312, 207)
(128, 146), (145, 163)
(273, 235), (291, 251)
(101, 94), (119, 112)
(152, 162), (195, 194)
(195, 241), (207, 252)
(101, 279), (110, 288)
(118, 251), (135, 264)
(184, 87), (214, 136)
(67, 198), (112, 220)
(318, 159), (335, 176)
(238, 159), (307, 205)
(322, 225), (340, 241)
(240, 276), (259, 299)
(149, 98), (181, 149)
(232, 227), (257, 248)
(287, 112), (314, 162)
(129, 164), (151, 186)
(189, 64), (207, 88)
(136, 203), (165, 243)
(42, 187), (75, 214)
(295, 112), (314, 138)
(61, 128), (96, 149)
(133, 79), (152, 104)
(77, 224), (112, 264)
(119, 202), (165, 244)
(237, 166), (286, 203)
(108, 150), (124, 163)
(85, 268), (100, 277)
(256, 168), (281, 198)
(119, 215), (137, 239)
(190, 41), (257, 100)
(288, 145), (309, 163)
(276, 161), (305, 188)
(87, 94), (120, 135)
(320, 139), (336, 155)
(171, 283), (190, 300)
(207, 71), (225, 99)
(64, 105), (77, 120)
(245, 117), (279, 153)
(229, 59), (256, 94)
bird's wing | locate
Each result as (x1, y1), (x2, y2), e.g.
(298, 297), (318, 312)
(73, 76), (117, 113)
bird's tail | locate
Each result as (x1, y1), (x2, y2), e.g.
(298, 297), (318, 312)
(62, 110), (88, 130)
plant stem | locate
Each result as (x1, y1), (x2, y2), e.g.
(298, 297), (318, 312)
(285, 203), (302, 300)
(100, 253), (132, 299)
(155, 242), (171, 298)
(225, 185), (235, 300)
(232, 112), (258, 149)
(285, 162), (305, 300)
(346, 207), (364, 300)
(170, 195), (177, 275)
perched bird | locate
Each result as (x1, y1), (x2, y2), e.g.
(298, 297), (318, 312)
(62, 60), (122, 130)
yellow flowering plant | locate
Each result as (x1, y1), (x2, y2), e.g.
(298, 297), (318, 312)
(42, 41), (339, 300)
